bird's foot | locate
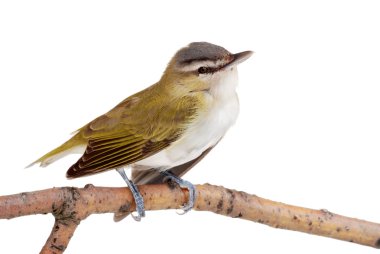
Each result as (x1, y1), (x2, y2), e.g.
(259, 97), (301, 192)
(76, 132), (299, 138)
(130, 189), (145, 221)
(161, 171), (196, 214)
(117, 168), (145, 221)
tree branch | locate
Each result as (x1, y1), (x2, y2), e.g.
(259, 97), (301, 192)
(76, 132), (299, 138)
(0, 183), (379, 253)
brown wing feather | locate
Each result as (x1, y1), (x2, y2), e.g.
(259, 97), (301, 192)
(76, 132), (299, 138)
(66, 137), (175, 178)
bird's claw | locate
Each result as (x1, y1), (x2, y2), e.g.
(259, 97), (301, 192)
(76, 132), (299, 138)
(161, 171), (196, 214)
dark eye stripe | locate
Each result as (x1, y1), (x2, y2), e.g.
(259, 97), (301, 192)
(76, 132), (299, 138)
(197, 67), (208, 74)
(197, 66), (218, 75)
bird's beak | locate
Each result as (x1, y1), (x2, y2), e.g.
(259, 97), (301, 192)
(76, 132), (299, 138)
(223, 50), (254, 69)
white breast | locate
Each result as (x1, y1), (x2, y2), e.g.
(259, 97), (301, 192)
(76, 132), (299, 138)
(136, 67), (240, 169)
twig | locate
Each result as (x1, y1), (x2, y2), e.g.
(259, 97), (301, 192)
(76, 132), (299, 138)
(0, 183), (379, 253)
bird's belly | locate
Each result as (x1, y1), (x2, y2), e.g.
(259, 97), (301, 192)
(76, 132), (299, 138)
(136, 94), (239, 169)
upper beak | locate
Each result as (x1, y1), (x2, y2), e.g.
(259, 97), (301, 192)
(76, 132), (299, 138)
(223, 50), (254, 69)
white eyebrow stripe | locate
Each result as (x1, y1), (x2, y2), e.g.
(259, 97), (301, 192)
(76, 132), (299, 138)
(178, 60), (215, 72)
(178, 59), (229, 73)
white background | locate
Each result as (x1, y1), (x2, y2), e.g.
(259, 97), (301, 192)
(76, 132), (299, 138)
(0, 1), (380, 253)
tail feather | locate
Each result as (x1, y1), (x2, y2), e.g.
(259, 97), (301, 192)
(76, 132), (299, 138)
(26, 134), (86, 168)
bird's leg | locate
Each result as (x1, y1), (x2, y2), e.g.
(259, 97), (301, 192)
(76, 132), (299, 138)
(116, 168), (145, 221)
(160, 170), (196, 214)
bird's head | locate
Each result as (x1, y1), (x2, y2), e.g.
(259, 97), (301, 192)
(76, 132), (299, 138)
(161, 42), (253, 97)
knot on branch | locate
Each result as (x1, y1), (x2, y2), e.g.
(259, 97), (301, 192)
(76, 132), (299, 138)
(52, 187), (84, 225)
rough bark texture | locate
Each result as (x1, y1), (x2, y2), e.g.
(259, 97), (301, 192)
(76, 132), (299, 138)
(0, 183), (379, 253)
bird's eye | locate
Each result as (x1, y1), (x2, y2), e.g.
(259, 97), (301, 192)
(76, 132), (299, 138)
(197, 66), (208, 74)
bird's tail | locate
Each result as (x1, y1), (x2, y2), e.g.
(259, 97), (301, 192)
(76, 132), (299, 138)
(26, 133), (86, 168)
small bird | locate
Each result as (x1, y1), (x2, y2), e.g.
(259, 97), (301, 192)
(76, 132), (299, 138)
(29, 42), (253, 221)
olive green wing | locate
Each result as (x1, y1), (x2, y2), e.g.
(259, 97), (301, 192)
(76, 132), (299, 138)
(66, 95), (199, 178)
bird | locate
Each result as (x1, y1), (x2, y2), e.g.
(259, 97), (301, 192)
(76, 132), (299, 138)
(28, 42), (253, 221)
